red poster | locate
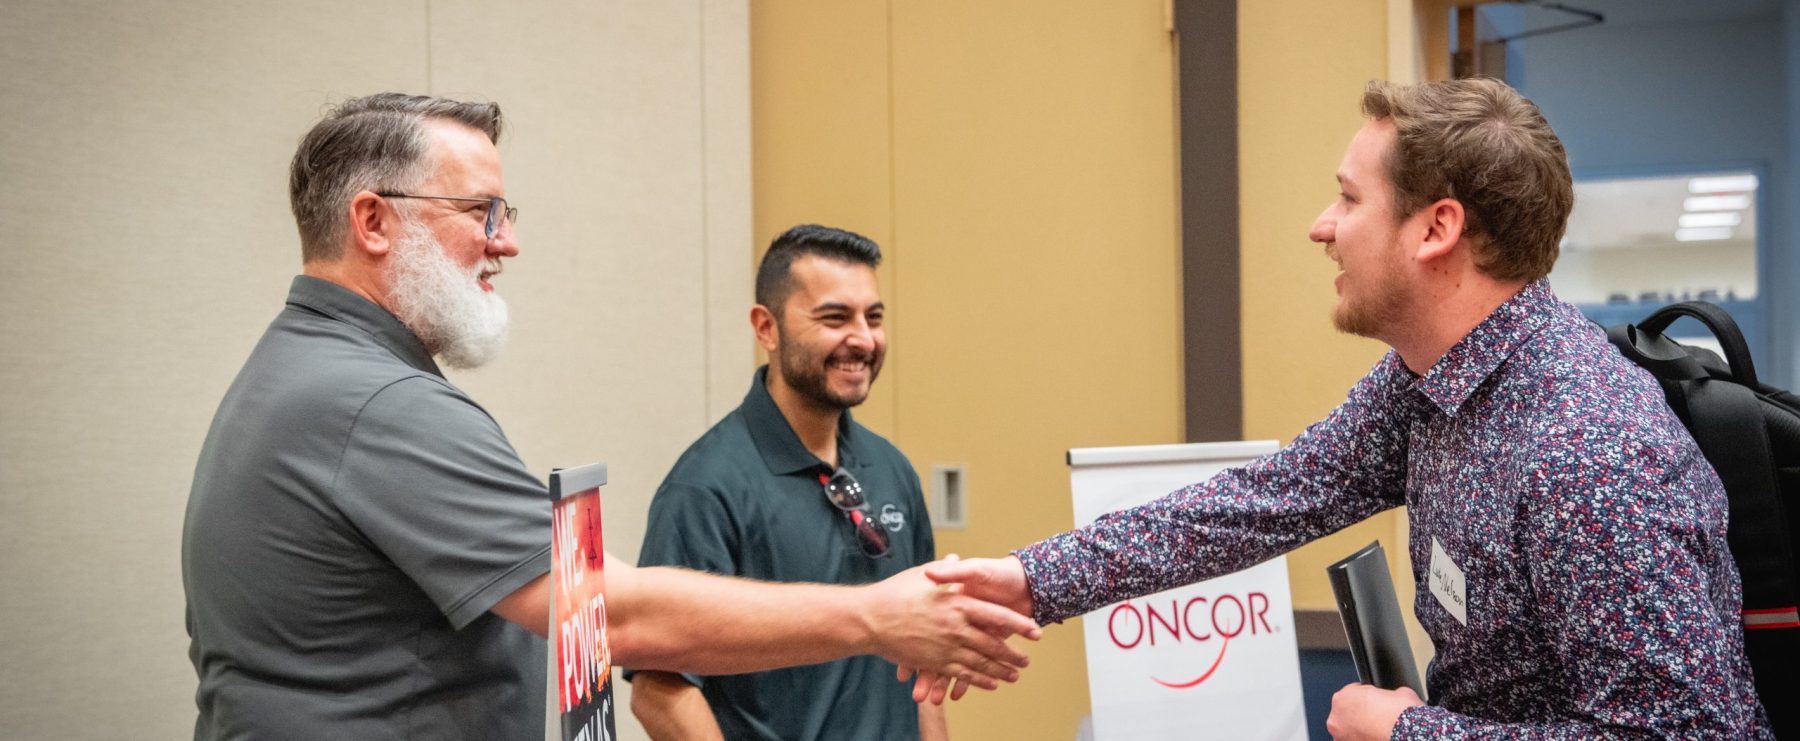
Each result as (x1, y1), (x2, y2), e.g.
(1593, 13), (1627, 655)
(550, 463), (616, 741)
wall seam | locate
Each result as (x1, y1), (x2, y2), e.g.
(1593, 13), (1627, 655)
(885, 0), (901, 439)
(700, 0), (714, 425)
(424, 0), (434, 91)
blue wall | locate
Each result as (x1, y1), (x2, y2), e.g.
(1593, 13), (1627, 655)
(1498, 5), (1795, 387)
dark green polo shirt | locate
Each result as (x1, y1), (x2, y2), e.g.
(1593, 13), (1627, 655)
(182, 276), (551, 740)
(631, 366), (934, 740)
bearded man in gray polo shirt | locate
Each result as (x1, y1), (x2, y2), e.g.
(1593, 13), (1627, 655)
(181, 93), (1038, 741)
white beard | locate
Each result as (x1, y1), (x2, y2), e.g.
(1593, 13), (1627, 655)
(386, 223), (510, 370)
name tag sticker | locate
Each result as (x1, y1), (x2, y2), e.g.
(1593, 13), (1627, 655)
(1429, 537), (1469, 626)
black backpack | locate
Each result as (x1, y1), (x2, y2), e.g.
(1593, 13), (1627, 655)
(1607, 302), (1799, 737)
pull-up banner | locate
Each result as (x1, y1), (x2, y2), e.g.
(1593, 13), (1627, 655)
(550, 462), (617, 741)
(1068, 442), (1305, 740)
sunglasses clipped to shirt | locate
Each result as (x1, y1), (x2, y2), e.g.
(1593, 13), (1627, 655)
(820, 468), (891, 559)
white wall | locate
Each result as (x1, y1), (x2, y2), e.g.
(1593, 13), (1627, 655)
(1552, 242), (1758, 305)
(1500, 4), (1792, 385)
(0, 2), (750, 738)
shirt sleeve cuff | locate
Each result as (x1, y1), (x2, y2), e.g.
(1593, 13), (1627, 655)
(1012, 542), (1076, 626)
(444, 545), (552, 629)
(1391, 704), (1458, 739)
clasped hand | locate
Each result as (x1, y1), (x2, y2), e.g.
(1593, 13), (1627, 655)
(886, 555), (1037, 704)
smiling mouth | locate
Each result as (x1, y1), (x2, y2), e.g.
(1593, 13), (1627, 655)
(477, 261), (502, 290)
(828, 358), (870, 374)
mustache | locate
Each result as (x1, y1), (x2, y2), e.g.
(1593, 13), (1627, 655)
(830, 347), (878, 363)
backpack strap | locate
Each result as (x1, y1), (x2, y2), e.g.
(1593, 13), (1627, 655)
(1636, 302), (1760, 388)
(1682, 376), (1800, 628)
(1606, 322), (1710, 381)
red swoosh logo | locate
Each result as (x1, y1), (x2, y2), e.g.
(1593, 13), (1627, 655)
(1149, 635), (1229, 689)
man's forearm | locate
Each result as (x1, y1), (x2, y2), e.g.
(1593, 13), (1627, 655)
(629, 671), (724, 741)
(606, 560), (877, 673)
(604, 553), (1035, 685)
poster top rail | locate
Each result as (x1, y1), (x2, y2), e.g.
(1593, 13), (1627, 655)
(1066, 441), (1279, 469)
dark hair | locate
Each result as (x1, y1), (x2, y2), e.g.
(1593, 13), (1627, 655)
(754, 224), (883, 318)
(1361, 78), (1572, 282)
(288, 93), (503, 261)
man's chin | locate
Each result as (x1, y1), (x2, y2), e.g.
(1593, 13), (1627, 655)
(1331, 302), (1372, 338)
(824, 384), (871, 409)
(437, 336), (506, 370)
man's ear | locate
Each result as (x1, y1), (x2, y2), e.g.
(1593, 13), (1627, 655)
(1413, 197), (1466, 263)
(347, 191), (397, 257)
(750, 304), (780, 353)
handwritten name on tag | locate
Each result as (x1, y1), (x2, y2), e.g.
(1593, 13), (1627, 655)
(1429, 537), (1468, 626)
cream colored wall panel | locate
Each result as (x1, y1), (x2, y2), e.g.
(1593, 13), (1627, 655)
(0, 2), (750, 739)
(424, 7), (729, 734)
(749, 0), (899, 433)
(753, 2), (1180, 737)
(1237, 0), (1400, 612)
(431, 0), (711, 581)
(702, 0), (755, 423)
(887, 2), (1181, 738)
(1, 3), (427, 738)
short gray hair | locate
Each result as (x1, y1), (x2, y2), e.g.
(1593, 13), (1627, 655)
(288, 93), (503, 261)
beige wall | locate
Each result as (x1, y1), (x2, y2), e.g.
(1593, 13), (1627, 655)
(1239, 0), (1406, 613)
(0, 2), (749, 739)
(0, 0), (1421, 737)
(754, 1), (1181, 737)
(754, 0), (1408, 737)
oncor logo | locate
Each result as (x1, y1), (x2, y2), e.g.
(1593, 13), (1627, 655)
(1105, 591), (1277, 689)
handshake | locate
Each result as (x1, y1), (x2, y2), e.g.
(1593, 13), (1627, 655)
(862, 555), (1038, 705)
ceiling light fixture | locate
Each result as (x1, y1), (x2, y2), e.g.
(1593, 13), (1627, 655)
(1678, 212), (1743, 228)
(1675, 227), (1733, 242)
(1684, 195), (1751, 212)
(1687, 174), (1759, 193)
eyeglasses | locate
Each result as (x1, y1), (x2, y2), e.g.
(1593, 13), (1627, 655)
(377, 192), (519, 240)
(820, 468), (890, 559)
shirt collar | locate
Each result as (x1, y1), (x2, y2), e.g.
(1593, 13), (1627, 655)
(1411, 278), (1559, 417)
(285, 275), (442, 377)
(742, 365), (858, 475)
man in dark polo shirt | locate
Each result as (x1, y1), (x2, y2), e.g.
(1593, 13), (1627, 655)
(182, 95), (1036, 741)
(628, 225), (944, 741)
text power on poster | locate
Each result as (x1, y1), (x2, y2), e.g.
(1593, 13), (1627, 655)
(550, 463), (617, 741)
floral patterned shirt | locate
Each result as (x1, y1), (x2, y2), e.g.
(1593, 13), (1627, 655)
(1015, 280), (1770, 738)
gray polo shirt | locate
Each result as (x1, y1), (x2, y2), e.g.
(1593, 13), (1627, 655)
(182, 276), (551, 740)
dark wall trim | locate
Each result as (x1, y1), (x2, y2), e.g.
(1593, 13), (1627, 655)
(1176, 0), (1243, 442)
(1295, 609), (1350, 650)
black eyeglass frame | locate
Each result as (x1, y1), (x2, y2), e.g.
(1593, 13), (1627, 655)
(376, 192), (518, 240)
(821, 468), (892, 559)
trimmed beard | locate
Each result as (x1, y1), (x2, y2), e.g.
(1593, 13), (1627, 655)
(1331, 277), (1410, 338)
(774, 322), (881, 412)
(1330, 243), (1411, 340)
(386, 222), (509, 370)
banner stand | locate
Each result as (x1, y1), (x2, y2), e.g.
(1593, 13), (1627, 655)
(1069, 442), (1306, 740)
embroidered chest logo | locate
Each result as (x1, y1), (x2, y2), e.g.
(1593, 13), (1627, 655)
(878, 503), (906, 532)
(1429, 536), (1469, 626)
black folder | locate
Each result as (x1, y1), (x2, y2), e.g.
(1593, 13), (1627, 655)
(1326, 541), (1425, 697)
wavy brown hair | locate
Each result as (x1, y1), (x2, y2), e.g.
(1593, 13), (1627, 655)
(1362, 78), (1572, 282)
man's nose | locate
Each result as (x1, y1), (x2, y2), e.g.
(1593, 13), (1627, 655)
(489, 220), (520, 258)
(844, 318), (874, 349)
(1308, 209), (1335, 244)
